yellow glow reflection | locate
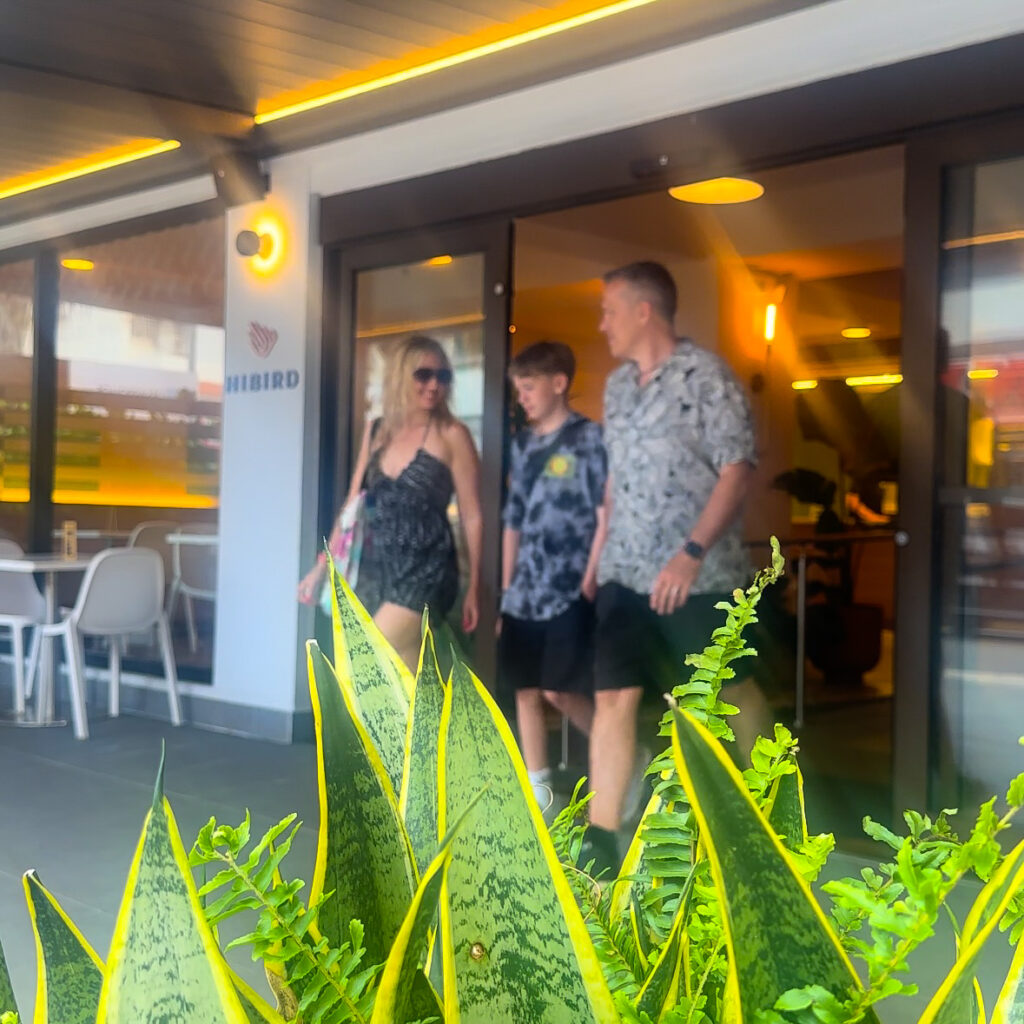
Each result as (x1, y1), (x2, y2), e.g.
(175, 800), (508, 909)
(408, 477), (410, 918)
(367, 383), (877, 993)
(250, 216), (285, 276)
(841, 327), (871, 339)
(61, 259), (95, 272)
(426, 255), (453, 267)
(791, 380), (818, 391)
(764, 303), (777, 342)
(967, 367), (999, 380)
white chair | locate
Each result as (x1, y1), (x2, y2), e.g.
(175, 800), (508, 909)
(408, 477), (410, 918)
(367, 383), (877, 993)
(125, 520), (178, 650)
(0, 539), (46, 716)
(166, 523), (218, 654)
(28, 547), (182, 740)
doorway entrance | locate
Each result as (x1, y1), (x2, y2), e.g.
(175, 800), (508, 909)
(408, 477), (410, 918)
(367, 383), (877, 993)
(513, 146), (906, 838)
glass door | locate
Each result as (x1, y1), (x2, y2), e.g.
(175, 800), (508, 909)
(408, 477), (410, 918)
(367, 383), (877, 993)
(932, 154), (1024, 814)
(325, 223), (513, 683)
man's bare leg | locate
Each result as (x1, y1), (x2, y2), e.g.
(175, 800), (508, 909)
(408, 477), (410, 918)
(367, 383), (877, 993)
(589, 686), (643, 831)
(543, 691), (594, 736)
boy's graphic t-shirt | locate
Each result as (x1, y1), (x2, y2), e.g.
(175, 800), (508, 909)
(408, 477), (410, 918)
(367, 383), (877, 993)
(501, 412), (607, 622)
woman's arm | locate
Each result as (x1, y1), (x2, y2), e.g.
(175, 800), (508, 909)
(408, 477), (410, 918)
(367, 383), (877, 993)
(448, 421), (483, 631)
(298, 418), (375, 603)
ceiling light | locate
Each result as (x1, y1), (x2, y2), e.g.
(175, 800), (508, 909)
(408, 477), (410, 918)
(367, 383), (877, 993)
(61, 258), (94, 272)
(845, 373), (902, 387)
(425, 255), (453, 267)
(791, 380), (818, 391)
(668, 177), (764, 205)
(255, 0), (661, 124)
(841, 327), (872, 339)
(0, 139), (180, 203)
(967, 367), (999, 380)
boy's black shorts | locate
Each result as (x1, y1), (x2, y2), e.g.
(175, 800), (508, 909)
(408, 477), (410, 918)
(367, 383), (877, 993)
(594, 582), (730, 694)
(499, 598), (595, 694)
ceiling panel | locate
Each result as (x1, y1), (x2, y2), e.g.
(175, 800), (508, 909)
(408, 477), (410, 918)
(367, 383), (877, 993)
(0, 0), (826, 223)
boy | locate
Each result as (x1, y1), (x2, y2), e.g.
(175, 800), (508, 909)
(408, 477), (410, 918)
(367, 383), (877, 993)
(499, 340), (608, 807)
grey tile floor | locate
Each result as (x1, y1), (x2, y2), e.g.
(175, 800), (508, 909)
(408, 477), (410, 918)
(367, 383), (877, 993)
(0, 714), (317, 1016)
(0, 707), (1016, 1023)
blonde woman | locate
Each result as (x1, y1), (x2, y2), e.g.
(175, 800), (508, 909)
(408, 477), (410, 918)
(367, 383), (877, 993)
(299, 335), (483, 670)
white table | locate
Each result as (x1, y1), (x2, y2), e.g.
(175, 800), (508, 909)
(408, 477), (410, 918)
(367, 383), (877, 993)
(50, 529), (131, 544)
(165, 533), (219, 546)
(0, 553), (92, 726)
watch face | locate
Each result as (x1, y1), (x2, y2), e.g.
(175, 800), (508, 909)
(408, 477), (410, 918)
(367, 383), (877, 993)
(685, 539), (704, 559)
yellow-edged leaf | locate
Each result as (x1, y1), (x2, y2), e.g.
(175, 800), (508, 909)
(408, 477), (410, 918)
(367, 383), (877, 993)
(399, 619), (446, 874)
(611, 790), (663, 923)
(23, 871), (103, 1024)
(0, 937), (17, 1020)
(919, 840), (1024, 1024)
(438, 659), (618, 1024)
(96, 760), (249, 1024)
(306, 641), (416, 963)
(670, 707), (877, 1024)
(990, 921), (1024, 1024)
(635, 878), (689, 1022)
(329, 565), (412, 795)
(228, 967), (289, 1023)
(765, 767), (807, 850)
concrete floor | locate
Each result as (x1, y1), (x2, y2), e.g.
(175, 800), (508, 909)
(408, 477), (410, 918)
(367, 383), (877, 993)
(0, 695), (1016, 1022)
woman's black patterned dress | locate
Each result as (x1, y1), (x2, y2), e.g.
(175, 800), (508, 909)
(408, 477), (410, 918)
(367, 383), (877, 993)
(357, 445), (459, 618)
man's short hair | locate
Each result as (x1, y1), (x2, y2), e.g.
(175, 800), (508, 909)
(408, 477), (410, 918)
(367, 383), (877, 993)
(603, 261), (677, 325)
(508, 340), (576, 384)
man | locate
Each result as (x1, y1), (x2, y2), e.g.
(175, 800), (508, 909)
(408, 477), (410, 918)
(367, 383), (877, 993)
(584, 260), (756, 873)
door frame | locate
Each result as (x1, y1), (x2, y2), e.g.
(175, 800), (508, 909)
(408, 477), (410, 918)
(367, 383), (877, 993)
(896, 112), (1024, 814)
(319, 220), (514, 683)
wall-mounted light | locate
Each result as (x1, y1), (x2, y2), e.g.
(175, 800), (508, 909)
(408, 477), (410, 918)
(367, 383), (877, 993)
(61, 258), (95, 272)
(668, 176), (764, 204)
(763, 303), (778, 343)
(236, 215), (285, 276)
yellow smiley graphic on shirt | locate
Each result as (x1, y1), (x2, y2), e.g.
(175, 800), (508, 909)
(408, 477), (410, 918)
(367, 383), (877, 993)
(544, 452), (576, 478)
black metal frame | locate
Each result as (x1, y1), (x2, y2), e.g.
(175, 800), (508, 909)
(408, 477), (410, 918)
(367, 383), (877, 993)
(898, 114), (1024, 813)
(321, 221), (513, 683)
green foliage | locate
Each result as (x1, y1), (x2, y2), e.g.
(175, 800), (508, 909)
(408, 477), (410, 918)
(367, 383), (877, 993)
(190, 813), (378, 1024)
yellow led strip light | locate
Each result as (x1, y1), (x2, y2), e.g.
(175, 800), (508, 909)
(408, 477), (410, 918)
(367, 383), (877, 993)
(255, 0), (662, 124)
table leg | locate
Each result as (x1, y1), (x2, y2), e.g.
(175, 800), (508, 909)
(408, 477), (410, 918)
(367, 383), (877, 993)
(794, 551), (807, 730)
(36, 572), (57, 724)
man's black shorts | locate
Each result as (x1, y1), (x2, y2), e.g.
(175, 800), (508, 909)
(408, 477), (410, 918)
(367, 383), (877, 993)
(594, 582), (730, 693)
(499, 598), (594, 694)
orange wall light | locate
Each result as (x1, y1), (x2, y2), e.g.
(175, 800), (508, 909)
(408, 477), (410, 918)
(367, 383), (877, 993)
(0, 139), (180, 203)
(248, 215), (285, 276)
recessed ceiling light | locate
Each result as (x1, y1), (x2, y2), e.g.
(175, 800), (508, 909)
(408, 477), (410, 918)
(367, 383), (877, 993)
(61, 258), (95, 271)
(841, 327), (872, 339)
(668, 177), (764, 205)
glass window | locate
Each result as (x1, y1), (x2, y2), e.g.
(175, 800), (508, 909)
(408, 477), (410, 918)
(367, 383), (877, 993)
(56, 219), (225, 680)
(0, 259), (34, 546)
(934, 155), (1024, 810)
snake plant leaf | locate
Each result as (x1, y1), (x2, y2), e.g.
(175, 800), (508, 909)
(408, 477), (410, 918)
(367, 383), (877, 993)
(0, 936), (19, 1021)
(399, 617), (446, 874)
(306, 640), (417, 964)
(438, 658), (619, 1024)
(611, 791), (663, 923)
(329, 564), (412, 796)
(634, 867), (695, 1022)
(23, 871), (103, 1024)
(990, 918), (1024, 1024)
(228, 967), (288, 1023)
(765, 767), (807, 851)
(918, 840), (1024, 1024)
(96, 759), (249, 1024)
(669, 707), (877, 1024)
(370, 806), (470, 1024)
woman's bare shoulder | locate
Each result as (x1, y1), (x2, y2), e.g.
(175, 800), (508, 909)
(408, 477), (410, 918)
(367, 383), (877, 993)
(440, 417), (476, 454)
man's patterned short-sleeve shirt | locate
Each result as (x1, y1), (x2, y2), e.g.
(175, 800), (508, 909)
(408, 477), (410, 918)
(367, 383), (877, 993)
(597, 340), (756, 596)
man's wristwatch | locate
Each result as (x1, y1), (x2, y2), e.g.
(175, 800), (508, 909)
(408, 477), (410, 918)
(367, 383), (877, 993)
(683, 538), (705, 560)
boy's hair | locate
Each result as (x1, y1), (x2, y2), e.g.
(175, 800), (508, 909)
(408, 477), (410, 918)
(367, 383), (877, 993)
(508, 340), (576, 385)
(603, 260), (677, 325)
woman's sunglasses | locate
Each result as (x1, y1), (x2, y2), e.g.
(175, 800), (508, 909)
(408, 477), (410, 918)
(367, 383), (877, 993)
(412, 367), (453, 386)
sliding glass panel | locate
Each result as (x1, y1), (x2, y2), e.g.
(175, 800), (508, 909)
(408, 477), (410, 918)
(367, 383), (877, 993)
(934, 154), (1024, 809)
(55, 219), (225, 679)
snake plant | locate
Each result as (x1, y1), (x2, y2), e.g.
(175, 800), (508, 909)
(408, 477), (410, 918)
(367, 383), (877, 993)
(2, 543), (1024, 1024)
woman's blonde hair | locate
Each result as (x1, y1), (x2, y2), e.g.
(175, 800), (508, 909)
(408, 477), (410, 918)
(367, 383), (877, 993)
(379, 335), (454, 445)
